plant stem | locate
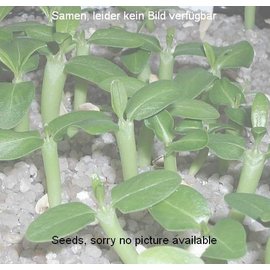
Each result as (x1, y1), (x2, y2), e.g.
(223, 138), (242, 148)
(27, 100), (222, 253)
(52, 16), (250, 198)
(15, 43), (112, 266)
(158, 50), (174, 80)
(41, 52), (67, 124)
(244, 6), (256, 30)
(266, 237), (270, 264)
(145, 18), (155, 33)
(96, 206), (138, 264)
(189, 148), (209, 176)
(73, 38), (89, 111)
(164, 152), (177, 172)
(14, 112), (29, 132)
(230, 148), (265, 221)
(41, 136), (61, 208)
(115, 119), (137, 180)
(137, 125), (154, 168)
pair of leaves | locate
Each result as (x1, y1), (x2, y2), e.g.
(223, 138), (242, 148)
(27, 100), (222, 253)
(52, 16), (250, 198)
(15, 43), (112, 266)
(0, 82), (35, 129)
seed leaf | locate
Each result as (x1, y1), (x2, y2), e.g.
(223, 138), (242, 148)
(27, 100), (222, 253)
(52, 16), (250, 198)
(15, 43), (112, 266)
(225, 193), (270, 223)
(0, 7), (13, 21)
(145, 110), (174, 144)
(0, 82), (35, 129)
(208, 133), (245, 160)
(89, 28), (144, 48)
(174, 68), (216, 99)
(0, 130), (43, 160)
(209, 78), (245, 107)
(26, 202), (95, 242)
(251, 93), (269, 129)
(120, 49), (151, 75)
(175, 119), (203, 134)
(48, 111), (118, 141)
(65, 55), (126, 85)
(170, 100), (220, 120)
(55, 7), (81, 36)
(149, 185), (211, 231)
(126, 80), (179, 121)
(174, 42), (205, 57)
(203, 42), (216, 69)
(138, 33), (162, 52)
(98, 76), (145, 97)
(167, 130), (208, 154)
(203, 218), (247, 260)
(137, 246), (204, 264)
(225, 107), (250, 127)
(111, 80), (128, 119)
(112, 170), (181, 213)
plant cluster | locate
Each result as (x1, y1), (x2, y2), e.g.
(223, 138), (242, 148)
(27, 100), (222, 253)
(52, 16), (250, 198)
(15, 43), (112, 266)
(0, 6), (269, 264)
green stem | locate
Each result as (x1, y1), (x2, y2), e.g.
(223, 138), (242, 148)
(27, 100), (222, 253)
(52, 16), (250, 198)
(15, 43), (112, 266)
(41, 136), (61, 208)
(137, 125), (154, 168)
(115, 119), (138, 180)
(230, 148), (265, 221)
(14, 111), (29, 132)
(73, 39), (89, 111)
(96, 206), (138, 264)
(145, 18), (155, 33)
(266, 237), (270, 264)
(244, 6), (256, 30)
(41, 52), (67, 124)
(164, 152), (177, 172)
(158, 50), (174, 80)
(189, 148), (209, 176)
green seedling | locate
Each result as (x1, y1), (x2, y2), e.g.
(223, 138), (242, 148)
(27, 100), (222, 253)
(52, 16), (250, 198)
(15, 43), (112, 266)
(25, 172), (246, 263)
(0, 111), (117, 207)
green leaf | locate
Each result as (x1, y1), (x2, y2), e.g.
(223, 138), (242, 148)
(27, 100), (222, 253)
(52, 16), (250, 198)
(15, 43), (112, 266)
(0, 28), (12, 41)
(225, 193), (270, 223)
(137, 246), (204, 264)
(167, 129), (208, 154)
(98, 76), (145, 97)
(215, 41), (254, 70)
(170, 100), (220, 120)
(0, 130), (43, 160)
(65, 55), (126, 85)
(112, 170), (181, 213)
(208, 133), (245, 160)
(126, 80), (178, 121)
(175, 119), (203, 134)
(55, 7), (81, 36)
(149, 185), (211, 231)
(111, 80), (128, 119)
(145, 110), (174, 144)
(174, 42), (205, 57)
(89, 28), (144, 48)
(225, 107), (250, 127)
(0, 82), (35, 129)
(174, 68), (216, 99)
(203, 218), (247, 260)
(0, 37), (45, 75)
(26, 202), (95, 243)
(251, 92), (269, 129)
(47, 111), (118, 141)
(209, 78), (245, 107)
(120, 49), (151, 75)
(138, 33), (161, 52)
(0, 7), (13, 21)
(203, 42), (216, 69)
(26, 24), (54, 42)
(21, 54), (40, 74)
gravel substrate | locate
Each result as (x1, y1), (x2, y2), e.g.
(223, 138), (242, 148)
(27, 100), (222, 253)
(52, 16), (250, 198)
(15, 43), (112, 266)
(0, 6), (270, 264)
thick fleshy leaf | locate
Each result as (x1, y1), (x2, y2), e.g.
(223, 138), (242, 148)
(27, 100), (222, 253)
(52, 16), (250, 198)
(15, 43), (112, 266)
(0, 7), (13, 21)
(251, 93), (269, 129)
(145, 110), (174, 144)
(203, 218), (247, 260)
(137, 246), (204, 264)
(174, 68), (216, 99)
(126, 80), (179, 121)
(170, 100), (220, 120)
(120, 49), (151, 75)
(26, 202), (95, 242)
(215, 41), (254, 70)
(25, 24), (54, 42)
(0, 82), (35, 129)
(138, 33), (161, 52)
(0, 37), (45, 75)
(111, 80), (127, 119)
(225, 107), (250, 127)
(167, 130), (208, 154)
(203, 42), (216, 69)
(0, 130), (43, 160)
(149, 185), (211, 231)
(55, 7), (81, 36)
(112, 170), (181, 213)
(89, 28), (144, 48)
(175, 119), (203, 134)
(209, 78), (245, 107)
(208, 133), (245, 160)
(98, 76), (145, 97)
(225, 193), (270, 223)
(47, 111), (118, 141)
(174, 42), (205, 57)
(65, 55), (126, 85)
